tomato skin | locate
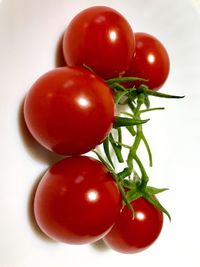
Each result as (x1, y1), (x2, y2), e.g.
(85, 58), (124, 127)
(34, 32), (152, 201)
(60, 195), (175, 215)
(103, 197), (163, 253)
(24, 67), (114, 155)
(63, 6), (135, 79)
(34, 156), (122, 244)
(125, 32), (170, 90)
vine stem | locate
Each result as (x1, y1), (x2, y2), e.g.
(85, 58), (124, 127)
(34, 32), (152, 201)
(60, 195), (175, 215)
(132, 154), (149, 190)
(124, 93), (152, 193)
(95, 77), (178, 219)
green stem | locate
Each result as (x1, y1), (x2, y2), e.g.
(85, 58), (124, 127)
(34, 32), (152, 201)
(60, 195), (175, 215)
(128, 100), (136, 112)
(103, 138), (114, 168)
(115, 141), (131, 149)
(125, 93), (151, 190)
(118, 167), (132, 180)
(109, 133), (124, 163)
(126, 99), (143, 175)
(140, 107), (165, 113)
(141, 133), (153, 167)
(126, 126), (136, 136)
(92, 73), (183, 220)
(132, 153), (149, 190)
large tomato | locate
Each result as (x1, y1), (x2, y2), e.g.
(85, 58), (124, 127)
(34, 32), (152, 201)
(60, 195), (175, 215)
(24, 67), (114, 155)
(34, 156), (122, 244)
(103, 197), (163, 253)
(125, 32), (170, 90)
(63, 6), (135, 79)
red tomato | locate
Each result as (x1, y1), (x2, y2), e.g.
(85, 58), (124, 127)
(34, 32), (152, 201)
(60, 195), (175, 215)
(24, 67), (114, 155)
(63, 6), (135, 79)
(103, 197), (163, 253)
(125, 32), (170, 90)
(34, 156), (122, 244)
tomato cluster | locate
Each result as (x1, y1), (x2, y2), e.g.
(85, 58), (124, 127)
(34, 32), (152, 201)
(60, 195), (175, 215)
(23, 6), (177, 254)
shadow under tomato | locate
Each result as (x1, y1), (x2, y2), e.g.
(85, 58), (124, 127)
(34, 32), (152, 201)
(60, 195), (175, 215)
(27, 171), (56, 243)
(91, 238), (109, 252)
(55, 32), (67, 68)
(18, 98), (63, 165)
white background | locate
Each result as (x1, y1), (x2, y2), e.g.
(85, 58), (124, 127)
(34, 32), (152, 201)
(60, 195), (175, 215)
(0, 0), (200, 266)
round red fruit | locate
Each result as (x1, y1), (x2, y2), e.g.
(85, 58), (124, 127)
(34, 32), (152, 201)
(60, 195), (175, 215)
(125, 32), (170, 90)
(63, 6), (135, 79)
(34, 156), (122, 244)
(103, 197), (163, 253)
(24, 67), (115, 155)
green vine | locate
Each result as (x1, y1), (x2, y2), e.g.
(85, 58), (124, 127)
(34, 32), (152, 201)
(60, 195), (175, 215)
(94, 79), (184, 220)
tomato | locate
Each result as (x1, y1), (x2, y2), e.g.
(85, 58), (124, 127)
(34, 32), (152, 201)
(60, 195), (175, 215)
(24, 67), (115, 155)
(63, 6), (135, 79)
(34, 156), (122, 244)
(125, 32), (170, 90)
(103, 197), (163, 253)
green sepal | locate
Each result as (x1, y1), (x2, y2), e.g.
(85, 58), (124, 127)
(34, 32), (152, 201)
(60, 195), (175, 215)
(114, 116), (149, 128)
(115, 91), (129, 104)
(126, 190), (142, 204)
(121, 179), (137, 190)
(140, 107), (165, 114)
(117, 182), (134, 217)
(143, 191), (171, 221)
(146, 186), (169, 195)
(109, 133), (124, 163)
(103, 138), (114, 169)
(144, 94), (150, 109)
(117, 128), (122, 145)
(138, 85), (185, 99)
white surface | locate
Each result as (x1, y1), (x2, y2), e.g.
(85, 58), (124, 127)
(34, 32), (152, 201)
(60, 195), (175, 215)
(0, 0), (200, 266)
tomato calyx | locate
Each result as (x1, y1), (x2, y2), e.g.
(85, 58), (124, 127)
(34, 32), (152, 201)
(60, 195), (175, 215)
(113, 116), (149, 128)
(94, 76), (184, 220)
(122, 181), (171, 220)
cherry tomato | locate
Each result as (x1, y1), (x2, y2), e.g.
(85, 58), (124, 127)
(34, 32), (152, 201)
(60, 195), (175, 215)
(63, 6), (135, 79)
(24, 67), (115, 155)
(103, 197), (163, 253)
(34, 156), (122, 244)
(125, 32), (170, 90)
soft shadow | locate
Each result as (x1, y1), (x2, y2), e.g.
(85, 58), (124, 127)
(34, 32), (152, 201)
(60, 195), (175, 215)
(27, 171), (56, 243)
(18, 98), (63, 165)
(91, 239), (109, 252)
(55, 32), (67, 68)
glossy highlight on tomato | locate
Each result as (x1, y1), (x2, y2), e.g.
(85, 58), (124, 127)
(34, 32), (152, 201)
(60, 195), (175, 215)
(34, 156), (122, 244)
(24, 67), (115, 155)
(125, 32), (170, 90)
(63, 6), (135, 79)
(103, 197), (163, 253)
